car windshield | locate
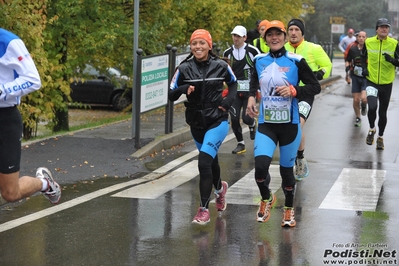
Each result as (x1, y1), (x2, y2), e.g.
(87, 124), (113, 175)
(81, 64), (121, 77)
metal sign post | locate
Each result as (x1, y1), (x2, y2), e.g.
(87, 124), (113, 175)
(132, 0), (140, 138)
(134, 50), (143, 149)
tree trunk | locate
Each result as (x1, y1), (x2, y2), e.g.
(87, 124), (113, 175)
(53, 35), (70, 133)
(53, 107), (69, 132)
(22, 122), (34, 140)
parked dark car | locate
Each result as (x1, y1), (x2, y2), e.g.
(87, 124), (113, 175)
(70, 64), (132, 111)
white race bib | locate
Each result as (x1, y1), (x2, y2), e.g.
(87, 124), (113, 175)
(237, 80), (250, 91)
(354, 66), (363, 77)
(263, 96), (292, 123)
(298, 101), (311, 117)
(366, 86), (378, 97)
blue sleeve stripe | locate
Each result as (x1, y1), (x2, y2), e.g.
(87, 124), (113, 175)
(227, 64), (237, 83)
(0, 28), (20, 58)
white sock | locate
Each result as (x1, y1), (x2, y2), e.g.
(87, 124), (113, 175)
(238, 141), (245, 145)
(41, 179), (48, 192)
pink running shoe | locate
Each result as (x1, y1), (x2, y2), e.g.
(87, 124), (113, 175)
(215, 181), (228, 211)
(192, 207), (210, 225)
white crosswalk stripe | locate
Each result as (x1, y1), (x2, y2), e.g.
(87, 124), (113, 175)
(215, 165), (281, 206)
(319, 168), (386, 211)
(112, 160), (199, 199)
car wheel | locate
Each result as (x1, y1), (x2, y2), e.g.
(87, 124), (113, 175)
(112, 93), (132, 111)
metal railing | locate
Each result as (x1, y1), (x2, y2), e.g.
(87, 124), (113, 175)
(319, 42), (335, 60)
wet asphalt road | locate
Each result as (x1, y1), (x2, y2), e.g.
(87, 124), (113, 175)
(1, 59), (399, 266)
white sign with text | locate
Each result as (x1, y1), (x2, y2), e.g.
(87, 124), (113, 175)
(331, 24), (345, 34)
(141, 55), (169, 112)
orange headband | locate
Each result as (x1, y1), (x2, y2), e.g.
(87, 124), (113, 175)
(190, 29), (213, 49)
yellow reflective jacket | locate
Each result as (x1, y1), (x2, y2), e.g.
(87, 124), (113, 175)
(253, 38), (270, 54)
(364, 36), (398, 85)
(285, 40), (332, 79)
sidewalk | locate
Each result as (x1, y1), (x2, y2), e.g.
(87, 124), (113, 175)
(0, 64), (343, 206)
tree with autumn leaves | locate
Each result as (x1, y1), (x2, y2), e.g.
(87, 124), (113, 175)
(0, 1), (59, 138)
(0, 0), (313, 139)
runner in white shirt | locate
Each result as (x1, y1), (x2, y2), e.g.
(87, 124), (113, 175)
(339, 28), (356, 84)
(0, 28), (61, 204)
(223, 25), (261, 154)
(338, 28), (356, 52)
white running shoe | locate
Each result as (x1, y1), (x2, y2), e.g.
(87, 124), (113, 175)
(295, 158), (309, 180)
(36, 167), (61, 204)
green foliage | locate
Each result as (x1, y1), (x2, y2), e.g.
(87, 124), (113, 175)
(303, 0), (389, 44)
(124, 0), (315, 53)
(241, 0), (315, 34)
(0, 0), (55, 139)
(1, 0), (315, 139)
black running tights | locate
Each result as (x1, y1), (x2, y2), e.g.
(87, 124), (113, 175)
(198, 152), (221, 208)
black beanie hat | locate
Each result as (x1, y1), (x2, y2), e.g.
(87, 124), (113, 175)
(287, 19), (305, 35)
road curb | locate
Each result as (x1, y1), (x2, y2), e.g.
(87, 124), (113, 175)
(130, 126), (192, 159)
(320, 74), (342, 87)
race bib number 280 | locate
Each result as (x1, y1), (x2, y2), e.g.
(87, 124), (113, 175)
(263, 95), (292, 123)
(264, 109), (290, 123)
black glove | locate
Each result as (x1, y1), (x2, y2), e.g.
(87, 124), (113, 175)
(362, 69), (369, 77)
(383, 53), (395, 64)
(345, 66), (350, 72)
(314, 69), (325, 80)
